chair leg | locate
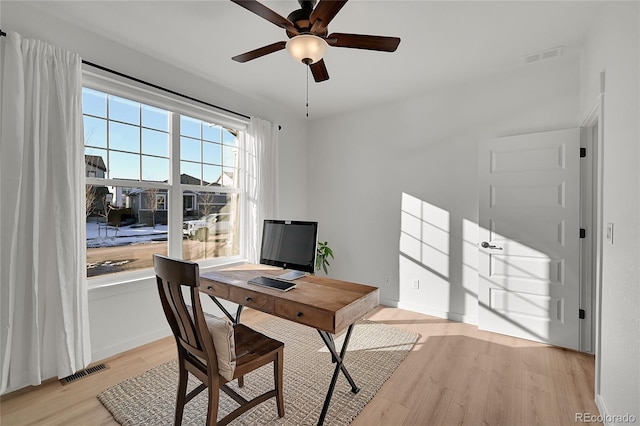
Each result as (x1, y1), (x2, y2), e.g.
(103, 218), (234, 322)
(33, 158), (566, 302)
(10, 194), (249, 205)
(175, 362), (189, 426)
(206, 381), (220, 426)
(238, 375), (244, 388)
(274, 349), (285, 417)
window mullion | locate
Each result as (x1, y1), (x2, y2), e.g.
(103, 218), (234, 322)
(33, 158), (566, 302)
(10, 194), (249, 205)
(168, 111), (183, 258)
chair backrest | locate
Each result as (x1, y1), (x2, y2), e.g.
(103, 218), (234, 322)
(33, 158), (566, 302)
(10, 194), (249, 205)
(153, 254), (218, 372)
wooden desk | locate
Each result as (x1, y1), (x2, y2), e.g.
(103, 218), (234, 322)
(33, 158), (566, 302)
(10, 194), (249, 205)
(199, 266), (380, 425)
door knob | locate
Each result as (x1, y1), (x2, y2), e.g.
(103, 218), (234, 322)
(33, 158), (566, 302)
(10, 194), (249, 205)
(480, 241), (503, 250)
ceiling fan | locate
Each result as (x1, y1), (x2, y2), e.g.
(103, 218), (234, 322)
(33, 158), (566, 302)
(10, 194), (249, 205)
(230, 0), (401, 82)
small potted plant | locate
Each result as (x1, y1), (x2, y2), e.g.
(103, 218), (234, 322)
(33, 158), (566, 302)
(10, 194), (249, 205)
(315, 241), (334, 275)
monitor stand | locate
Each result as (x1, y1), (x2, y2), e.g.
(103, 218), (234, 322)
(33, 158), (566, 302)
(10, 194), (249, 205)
(277, 269), (306, 281)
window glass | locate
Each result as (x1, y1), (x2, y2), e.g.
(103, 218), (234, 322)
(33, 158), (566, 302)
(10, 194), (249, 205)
(182, 192), (239, 261)
(180, 136), (201, 163)
(142, 128), (169, 157)
(142, 105), (169, 132)
(84, 116), (107, 148)
(203, 141), (222, 165)
(142, 156), (169, 182)
(108, 122), (140, 153)
(203, 123), (221, 143)
(203, 164), (223, 185)
(223, 128), (237, 145)
(108, 151), (140, 180)
(109, 95), (140, 125)
(85, 184), (168, 277)
(180, 115), (201, 139)
(181, 161), (201, 183)
(82, 88), (106, 118)
(223, 145), (237, 166)
(222, 167), (238, 188)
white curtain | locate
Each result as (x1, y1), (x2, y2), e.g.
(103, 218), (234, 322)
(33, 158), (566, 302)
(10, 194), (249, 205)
(244, 116), (279, 263)
(0, 31), (91, 394)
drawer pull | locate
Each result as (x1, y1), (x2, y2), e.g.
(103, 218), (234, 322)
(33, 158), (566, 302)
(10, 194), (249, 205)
(296, 311), (303, 318)
(245, 296), (252, 302)
(207, 286), (212, 290)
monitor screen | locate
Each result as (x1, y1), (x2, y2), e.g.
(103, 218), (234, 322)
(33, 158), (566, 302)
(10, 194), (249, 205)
(259, 220), (318, 276)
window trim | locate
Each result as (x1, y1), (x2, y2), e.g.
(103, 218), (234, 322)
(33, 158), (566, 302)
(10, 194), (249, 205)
(83, 70), (249, 288)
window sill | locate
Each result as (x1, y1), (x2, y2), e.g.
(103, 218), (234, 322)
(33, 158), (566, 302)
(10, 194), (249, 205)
(87, 256), (248, 295)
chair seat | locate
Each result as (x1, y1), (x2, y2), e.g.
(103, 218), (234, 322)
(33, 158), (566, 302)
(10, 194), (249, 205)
(233, 324), (284, 379)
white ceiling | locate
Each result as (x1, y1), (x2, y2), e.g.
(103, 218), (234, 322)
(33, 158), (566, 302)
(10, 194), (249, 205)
(20, 1), (602, 120)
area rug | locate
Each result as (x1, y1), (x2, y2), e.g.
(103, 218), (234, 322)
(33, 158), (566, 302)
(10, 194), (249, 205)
(98, 318), (418, 425)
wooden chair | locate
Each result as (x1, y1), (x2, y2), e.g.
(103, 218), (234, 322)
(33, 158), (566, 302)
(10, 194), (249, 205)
(153, 254), (285, 425)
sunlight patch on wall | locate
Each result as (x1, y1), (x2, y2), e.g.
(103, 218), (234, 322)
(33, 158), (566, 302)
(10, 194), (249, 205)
(399, 193), (452, 313)
(399, 193), (450, 278)
(462, 218), (479, 317)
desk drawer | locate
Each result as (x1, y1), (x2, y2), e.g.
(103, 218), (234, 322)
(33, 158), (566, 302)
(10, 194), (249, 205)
(274, 299), (334, 332)
(230, 287), (274, 313)
(201, 281), (229, 299)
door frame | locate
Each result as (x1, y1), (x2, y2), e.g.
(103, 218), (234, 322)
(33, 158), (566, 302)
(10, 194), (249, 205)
(580, 72), (605, 392)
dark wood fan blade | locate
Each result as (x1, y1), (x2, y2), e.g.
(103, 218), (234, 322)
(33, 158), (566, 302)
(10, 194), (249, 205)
(231, 0), (299, 34)
(310, 59), (330, 82)
(232, 41), (287, 62)
(309, 0), (348, 33)
(327, 32), (400, 52)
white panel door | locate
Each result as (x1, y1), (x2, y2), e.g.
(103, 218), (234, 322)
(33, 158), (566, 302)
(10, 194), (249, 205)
(478, 129), (581, 350)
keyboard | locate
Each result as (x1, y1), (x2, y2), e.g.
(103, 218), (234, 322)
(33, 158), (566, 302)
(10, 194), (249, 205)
(248, 276), (297, 292)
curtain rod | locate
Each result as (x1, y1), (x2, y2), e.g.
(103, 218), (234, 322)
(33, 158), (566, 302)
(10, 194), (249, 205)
(81, 60), (251, 121)
(0, 28), (262, 125)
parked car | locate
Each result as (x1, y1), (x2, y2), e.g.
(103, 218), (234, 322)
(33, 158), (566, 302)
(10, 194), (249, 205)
(183, 213), (230, 241)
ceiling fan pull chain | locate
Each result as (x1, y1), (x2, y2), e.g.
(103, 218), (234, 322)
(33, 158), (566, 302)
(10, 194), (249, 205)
(306, 65), (309, 118)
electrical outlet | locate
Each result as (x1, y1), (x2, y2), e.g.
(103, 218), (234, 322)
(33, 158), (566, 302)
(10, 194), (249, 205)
(411, 279), (420, 290)
(385, 276), (390, 286)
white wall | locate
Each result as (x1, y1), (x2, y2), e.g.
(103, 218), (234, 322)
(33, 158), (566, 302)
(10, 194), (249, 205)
(580, 2), (640, 421)
(2, 2), (308, 370)
(308, 55), (581, 320)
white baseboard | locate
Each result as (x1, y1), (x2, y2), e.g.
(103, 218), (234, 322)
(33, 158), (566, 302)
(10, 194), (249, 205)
(595, 393), (610, 426)
(379, 297), (398, 307)
(91, 327), (172, 363)
(395, 301), (478, 325)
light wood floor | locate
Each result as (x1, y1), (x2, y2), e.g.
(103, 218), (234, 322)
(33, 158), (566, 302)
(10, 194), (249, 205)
(0, 306), (601, 425)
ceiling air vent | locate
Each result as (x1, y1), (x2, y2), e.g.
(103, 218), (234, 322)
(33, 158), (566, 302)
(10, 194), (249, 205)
(522, 46), (564, 65)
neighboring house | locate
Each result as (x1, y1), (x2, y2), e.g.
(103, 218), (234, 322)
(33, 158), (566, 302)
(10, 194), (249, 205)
(85, 155), (110, 218)
(85, 155), (106, 178)
(128, 187), (167, 226)
(128, 174), (230, 225)
(215, 170), (236, 188)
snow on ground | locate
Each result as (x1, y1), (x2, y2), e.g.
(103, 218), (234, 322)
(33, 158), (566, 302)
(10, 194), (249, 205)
(86, 221), (168, 248)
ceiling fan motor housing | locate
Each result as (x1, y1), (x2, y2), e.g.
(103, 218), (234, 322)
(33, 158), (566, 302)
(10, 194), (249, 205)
(286, 2), (328, 38)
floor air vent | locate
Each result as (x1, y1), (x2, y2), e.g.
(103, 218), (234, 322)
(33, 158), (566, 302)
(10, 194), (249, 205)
(60, 363), (109, 385)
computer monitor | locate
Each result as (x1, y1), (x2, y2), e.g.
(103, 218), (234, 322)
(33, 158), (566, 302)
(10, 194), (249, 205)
(259, 220), (318, 280)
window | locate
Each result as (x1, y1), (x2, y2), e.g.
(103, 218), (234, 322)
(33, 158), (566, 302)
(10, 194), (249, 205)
(183, 194), (196, 211)
(179, 115), (241, 262)
(83, 80), (246, 280)
(156, 194), (167, 210)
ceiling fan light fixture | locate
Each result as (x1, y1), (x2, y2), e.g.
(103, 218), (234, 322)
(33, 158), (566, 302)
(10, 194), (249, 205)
(286, 34), (328, 64)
